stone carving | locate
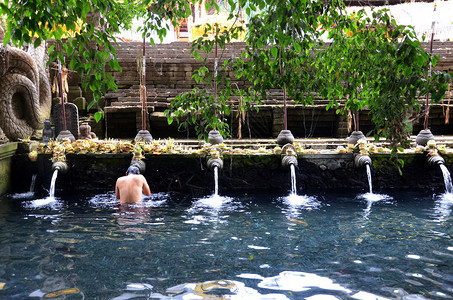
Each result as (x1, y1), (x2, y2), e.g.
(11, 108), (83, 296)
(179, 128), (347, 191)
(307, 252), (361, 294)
(79, 122), (97, 139)
(0, 44), (52, 141)
(42, 118), (55, 143)
(53, 102), (79, 139)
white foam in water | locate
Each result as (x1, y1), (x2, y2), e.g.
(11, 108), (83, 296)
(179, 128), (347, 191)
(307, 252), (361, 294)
(357, 192), (392, 203)
(439, 192), (453, 203)
(22, 197), (61, 210)
(433, 193), (453, 221)
(185, 194), (237, 224)
(9, 191), (35, 200)
(88, 191), (119, 208)
(88, 192), (168, 209)
(281, 193), (321, 212)
(189, 194), (233, 211)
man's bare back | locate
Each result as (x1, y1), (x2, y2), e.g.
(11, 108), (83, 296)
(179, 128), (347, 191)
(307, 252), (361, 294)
(115, 167), (151, 205)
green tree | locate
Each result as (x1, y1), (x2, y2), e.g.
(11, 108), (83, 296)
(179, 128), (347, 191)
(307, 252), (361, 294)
(0, 0), (193, 122)
(165, 2), (245, 140)
(240, 0), (339, 132)
(317, 8), (449, 150)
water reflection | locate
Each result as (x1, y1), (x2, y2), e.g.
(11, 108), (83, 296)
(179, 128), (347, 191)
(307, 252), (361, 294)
(113, 279), (290, 299)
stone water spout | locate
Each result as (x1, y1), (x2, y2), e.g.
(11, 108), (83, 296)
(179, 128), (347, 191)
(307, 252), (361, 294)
(52, 161), (69, 175)
(207, 157), (223, 171)
(207, 157), (223, 196)
(130, 159), (146, 174)
(354, 154), (372, 168)
(354, 154), (373, 194)
(427, 155), (445, 166)
(281, 144), (298, 168)
(427, 154), (453, 193)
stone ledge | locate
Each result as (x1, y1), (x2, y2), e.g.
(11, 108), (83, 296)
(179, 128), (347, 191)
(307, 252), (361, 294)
(0, 142), (18, 160)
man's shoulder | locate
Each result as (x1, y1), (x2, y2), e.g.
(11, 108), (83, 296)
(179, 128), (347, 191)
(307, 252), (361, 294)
(130, 174), (146, 181)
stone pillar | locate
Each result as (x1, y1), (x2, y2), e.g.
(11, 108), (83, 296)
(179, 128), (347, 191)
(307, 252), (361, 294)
(336, 114), (350, 138)
(272, 106), (285, 138)
(0, 142), (18, 196)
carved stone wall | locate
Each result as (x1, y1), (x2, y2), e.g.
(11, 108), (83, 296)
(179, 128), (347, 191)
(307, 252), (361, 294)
(62, 41), (453, 139)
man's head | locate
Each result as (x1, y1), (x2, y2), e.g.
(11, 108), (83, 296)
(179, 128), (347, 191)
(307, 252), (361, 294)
(126, 166), (140, 175)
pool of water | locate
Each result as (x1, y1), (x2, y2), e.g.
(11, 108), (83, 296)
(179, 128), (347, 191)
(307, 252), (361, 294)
(0, 189), (452, 299)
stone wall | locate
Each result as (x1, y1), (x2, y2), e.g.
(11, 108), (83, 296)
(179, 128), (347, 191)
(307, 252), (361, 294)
(62, 41), (453, 139)
(10, 151), (450, 196)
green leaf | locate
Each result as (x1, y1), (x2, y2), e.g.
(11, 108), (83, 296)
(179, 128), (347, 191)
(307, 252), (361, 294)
(271, 46), (278, 59)
(94, 111), (103, 123)
(33, 38), (41, 48)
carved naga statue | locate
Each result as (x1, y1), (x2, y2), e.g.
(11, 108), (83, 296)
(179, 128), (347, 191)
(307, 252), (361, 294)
(0, 43), (52, 141)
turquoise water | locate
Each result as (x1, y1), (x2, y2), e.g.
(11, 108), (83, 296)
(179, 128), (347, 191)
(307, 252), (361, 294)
(0, 190), (452, 299)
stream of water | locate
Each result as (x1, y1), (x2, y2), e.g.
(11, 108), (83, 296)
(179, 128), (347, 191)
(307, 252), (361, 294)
(439, 164), (453, 194)
(29, 174), (37, 193)
(214, 165), (219, 196)
(365, 164), (373, 194)
(290, 164), (297, 195)
(49, 169), (59, 199)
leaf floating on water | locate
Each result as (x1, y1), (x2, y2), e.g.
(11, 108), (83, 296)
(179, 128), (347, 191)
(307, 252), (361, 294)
(53, 238), (82, 244)
(44, 288), (81, 298)
(287, 218), (308, 226)
(0, 282), (5, 290)
(92, 236), (122, 241)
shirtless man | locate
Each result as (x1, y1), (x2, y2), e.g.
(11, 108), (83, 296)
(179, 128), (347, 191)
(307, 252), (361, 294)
(115, 166), (151, 205)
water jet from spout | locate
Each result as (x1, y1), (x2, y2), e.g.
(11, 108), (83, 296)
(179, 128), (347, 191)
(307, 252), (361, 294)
(439, 164), (453, 194)
(207, 158), (223, 196)
(281, 144), (298, 195)
(427, 155), (453, 194)
(290, 164), (297, 195)
(49, 169), (58, 198)
(30, 174), (37, 193)
(354, 154), (373, 194)
(214, 166), (219, 196)
(365, 164), (373, 194)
